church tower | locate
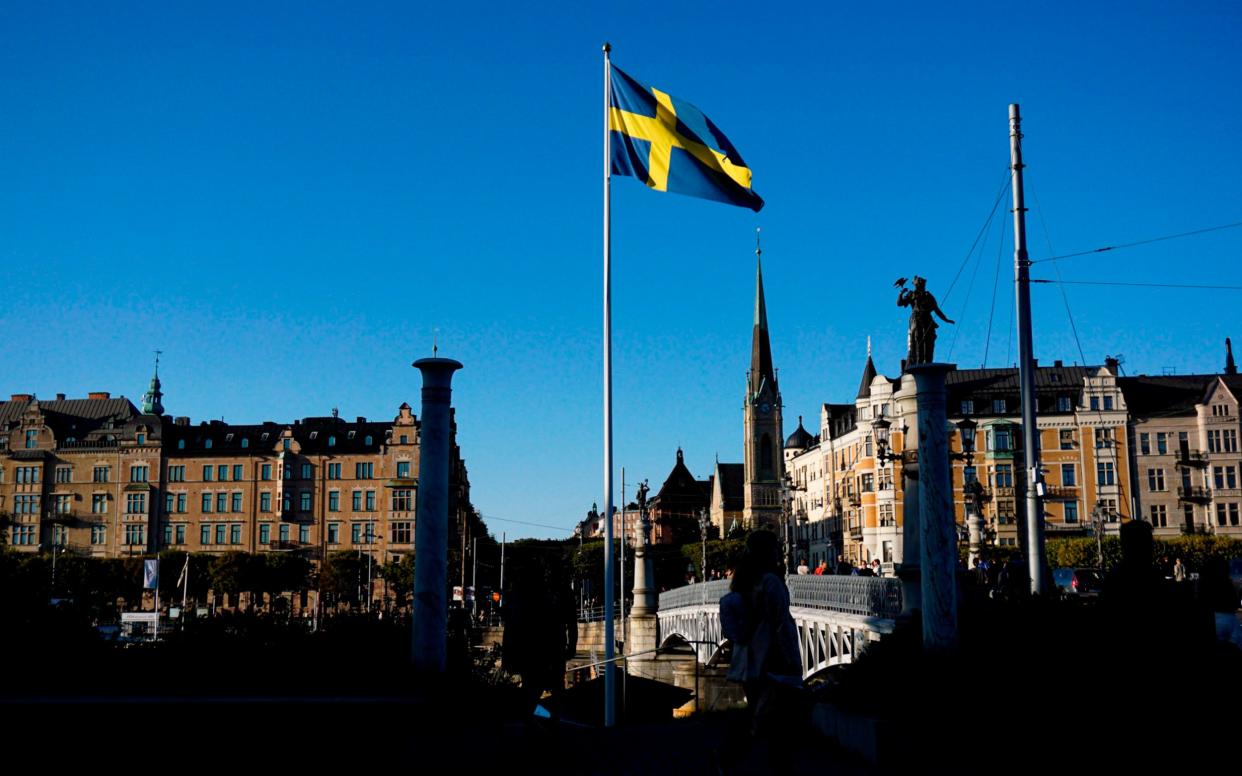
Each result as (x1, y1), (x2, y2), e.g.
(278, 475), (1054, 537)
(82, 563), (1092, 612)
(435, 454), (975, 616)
(141, 351), (164, 416)
(743, 242), (784, 529)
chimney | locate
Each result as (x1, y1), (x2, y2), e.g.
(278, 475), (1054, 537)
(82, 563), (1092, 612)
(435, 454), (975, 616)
(1054, 360), (1063, 368)
(1104, 357), (1119, 375)
(88, 391), (111, 400)
(175, 417), (190, 427)
(10, 393), (33, 402)
(356, 416), (366, 424)
(55, 393), (66, 401)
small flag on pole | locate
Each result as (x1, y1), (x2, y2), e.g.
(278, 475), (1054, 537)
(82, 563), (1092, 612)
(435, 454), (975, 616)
(176, 555), (189, 588)
(143, 559), (160, 590)
(609, 65), (764, 211)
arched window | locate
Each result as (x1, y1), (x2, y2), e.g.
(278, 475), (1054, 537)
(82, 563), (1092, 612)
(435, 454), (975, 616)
(760, 434), (773, 476)
(365, 435), (373, 446)
(241, 438), (249, 449)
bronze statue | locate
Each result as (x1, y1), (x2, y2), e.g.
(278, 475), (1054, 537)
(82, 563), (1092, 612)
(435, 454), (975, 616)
(966, 478), (987, 519)
(895, 276), (954, 365)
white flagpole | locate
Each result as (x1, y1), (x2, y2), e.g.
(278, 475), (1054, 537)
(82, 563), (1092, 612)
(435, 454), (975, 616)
(601, 41), (616, 728)
(181, 553), (189, 624)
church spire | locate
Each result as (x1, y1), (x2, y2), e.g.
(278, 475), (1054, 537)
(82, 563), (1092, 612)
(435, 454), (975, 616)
(750, 229), (775, 397)
(142, 350), (164, 415)
(1227, 337), (1237, 375)
(856, 339), (878, 400)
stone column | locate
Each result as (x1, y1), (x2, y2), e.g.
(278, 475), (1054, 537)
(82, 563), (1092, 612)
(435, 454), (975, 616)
(908, 363), (958, 651)
(411, 357), (462, 674)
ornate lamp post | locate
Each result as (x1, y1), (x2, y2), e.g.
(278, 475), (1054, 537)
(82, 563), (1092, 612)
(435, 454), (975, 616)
(951, 416), (982, 567)
(697, 508), (710, 582)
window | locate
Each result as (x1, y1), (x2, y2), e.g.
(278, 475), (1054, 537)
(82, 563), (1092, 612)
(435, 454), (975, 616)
(861, 473), (874, 492)
(201, 493), (213, 513)
(279, 524), (290, 542)
(400, 435), (408, 444)
(92, 494), (108, 514)
(241, 438), (249, 449)
(1095, 428), (1114, 448)
(1148, 468), (1165, 491)
(126, 493), (147, 514)
(1226, 430), (1239, 453)
(366, 490), (376, 511)
(93, 466), (108, 483)
(1208, 429), (1222, 453)
(230, 524), (242, 545)
(168, 465), (185, 482)
(1228, 467), (1238, 489)
(91, 525), (106, 545)
(164, 523), (172, 546)
(1216, 504), (1227, 526)
(12, 526), (36, 545)
(328, 463), (341, 480)
(166, 493), (175, 514)
(391, 522), (412, 543)
(259, 524), (271, 544)
(963, 466), (977, 488)
(25, 429), (38, 448)
(994, 427), (1013, 452)
(1140, 433), (1150, 455)
(355, 462), (374, 479)
(300, 491), (312, 511)
(328, 523), (340, 544)
(1097, 461), (1116, 486)
(55, 466), (72, 483)
(299, 525), (310, 544)
(233, 464), (243, 481)
(217, 464), (228, 482)
(261, 464), (272, 481)
(283, 464), (292, 480)
(328, 435), (336, 447)
(1065, 502), (1079, 524)
(216, 493), (227, 513)
(994, 465), (1013, 488)
(124, 525), (146, 546)
(55, 494), (72, 514)
(1090, 397), (1099, 411)
(961, 400), (974, 415)
(175, 524), (185, 544)
(1056, 396), (1072, 412)
(231, 492), (242, 513)
(1103, 396), (1114, 410)
(130, 465), (148, 483)
(1231, 503), (1240, 526)
(309, 432), (318, 440)
(205, 439), (213, 449)
(137, 433), (146, 446)
(329, 491), (340, 512)
(203, 465), (213, 482)
(397, 461), (411, 478)
(353, 491), (363, 511)
(301, 463), (312, 480)
(992, 399), (1006, 414)
(201, 524), (212, 545)
(283, 439), (291, 451)
(15, 495), (39, 514)
(178, 439), (185, 450)
(1156, 433), (1168, 455)
(282, 492), (292, 512)
(260, 492), (272, 513)
(392, 489), (413, 511)
(177, 493), (186, 513)
(1150, 504), (1167, 527)
(216, 524), (227, 545)
(365, 435), (373, 446)
(1061, 464), (1076, 487)
(352, 523), (363, 543)
(1214, 467), (1226, 489)
(878, 504), (895, 526)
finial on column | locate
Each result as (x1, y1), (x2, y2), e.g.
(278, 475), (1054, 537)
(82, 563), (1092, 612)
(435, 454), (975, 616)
(433, 327), (439, 358)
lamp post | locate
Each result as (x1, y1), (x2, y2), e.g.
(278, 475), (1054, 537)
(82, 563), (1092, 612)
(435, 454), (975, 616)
(697, 508), (710, 582)
(1091, 500), (1105, 567)
(951, 416), (981, 567)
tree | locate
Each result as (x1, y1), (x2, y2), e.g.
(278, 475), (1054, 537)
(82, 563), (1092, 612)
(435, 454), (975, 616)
(379, 554), (414, 609)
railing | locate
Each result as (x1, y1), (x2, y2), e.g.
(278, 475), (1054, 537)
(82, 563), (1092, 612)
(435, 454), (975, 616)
(658, 579), (731, 611)
(1176, 449), (1208, 466)
(785, 575), (903, 618)
(1043, 485), (1079, 499)
(1178, 486), (1211, 501)
(577, 603), (625, 623)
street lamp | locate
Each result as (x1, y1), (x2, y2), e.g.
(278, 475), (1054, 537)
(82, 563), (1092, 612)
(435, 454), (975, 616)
(953, 416), (983, 566)
(697, 508), (710, 582)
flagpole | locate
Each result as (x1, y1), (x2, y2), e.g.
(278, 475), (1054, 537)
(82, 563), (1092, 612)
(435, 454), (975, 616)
(601, 40), (617, 729)
(181, 553), (189, 626)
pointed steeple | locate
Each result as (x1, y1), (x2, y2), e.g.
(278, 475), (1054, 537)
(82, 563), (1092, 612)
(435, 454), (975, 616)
(142, 350), (164, 415)
(749, 230), (775, 397)
(856, 339), (877, 400)
(1226, 337), (1237, 376)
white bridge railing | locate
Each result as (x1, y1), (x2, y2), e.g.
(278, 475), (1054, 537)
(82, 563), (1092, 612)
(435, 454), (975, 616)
(656, 575), (902, 676)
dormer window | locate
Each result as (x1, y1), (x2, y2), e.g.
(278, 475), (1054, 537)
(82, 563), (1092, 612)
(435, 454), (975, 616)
(328, 436), (336, 447)
(283, 439), (291, 451)
(364, 435), (373, 446)
(205, 439), (213, 449)
(178, 439), (186, 450)
(137, 433), (146, 445)
(261, 433), (270, 441)
(348, 431), (356, 440)
(241, 438), (249, 449)
(309, 431), (318, 440)
(225, 433), (234, 442)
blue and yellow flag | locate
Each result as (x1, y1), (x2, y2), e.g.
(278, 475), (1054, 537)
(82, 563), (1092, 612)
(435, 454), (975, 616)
(609, 66), (763, 212)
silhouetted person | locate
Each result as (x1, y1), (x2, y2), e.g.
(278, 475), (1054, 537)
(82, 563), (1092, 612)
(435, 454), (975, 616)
(502, 567), (578, 718)
(719, 529), (803, 773)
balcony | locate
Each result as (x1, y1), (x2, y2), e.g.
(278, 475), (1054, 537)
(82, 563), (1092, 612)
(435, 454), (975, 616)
(847, 521), (864, 539)
(1178, 486), (1211, 503)
(1176, 449), (1208, 467)
(994, 486), (1016, 498)
(847, 493), (861, 507)
(1043, 485), (1079, 500)
(268, 539), (306, 551)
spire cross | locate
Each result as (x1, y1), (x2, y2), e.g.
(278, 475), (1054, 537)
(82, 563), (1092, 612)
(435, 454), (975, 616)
(153, 349), (163, 376)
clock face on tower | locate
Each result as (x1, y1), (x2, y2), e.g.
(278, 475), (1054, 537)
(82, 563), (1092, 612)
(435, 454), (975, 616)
(759, 401), (772, 415)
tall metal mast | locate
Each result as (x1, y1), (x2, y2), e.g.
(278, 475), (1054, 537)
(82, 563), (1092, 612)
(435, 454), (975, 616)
(1009, 104), (1046, 595)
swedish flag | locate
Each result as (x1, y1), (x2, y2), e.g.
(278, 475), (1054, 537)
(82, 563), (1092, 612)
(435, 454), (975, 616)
(609, 66), (764, 212)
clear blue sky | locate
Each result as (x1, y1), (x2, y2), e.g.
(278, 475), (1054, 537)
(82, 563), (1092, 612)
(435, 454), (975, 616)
(3, 2), (1240, 539)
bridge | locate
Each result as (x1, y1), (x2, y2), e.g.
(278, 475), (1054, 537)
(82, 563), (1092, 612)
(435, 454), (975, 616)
(656, 575), (902, 679)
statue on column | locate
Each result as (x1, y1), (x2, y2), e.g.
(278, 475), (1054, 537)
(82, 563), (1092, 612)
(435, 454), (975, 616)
(895, 276), (954, 365)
